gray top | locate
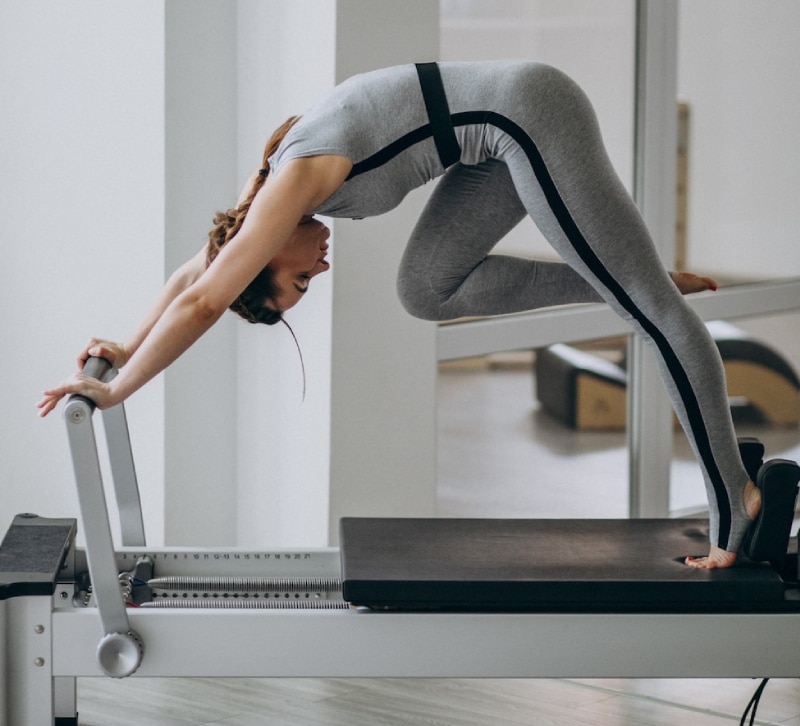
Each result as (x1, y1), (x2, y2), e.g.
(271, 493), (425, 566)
(268, 61), (541, 218)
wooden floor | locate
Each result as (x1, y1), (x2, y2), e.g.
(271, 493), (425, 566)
(76, 676), (800, 725)
(78, 323), (800, 725)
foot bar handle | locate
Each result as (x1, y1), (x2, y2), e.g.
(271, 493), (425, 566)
(67, 356), (145, 546)
(64, 357), (143, 678)
(66, 356), (112, 412)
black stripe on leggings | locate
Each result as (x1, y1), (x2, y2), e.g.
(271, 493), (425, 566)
(344, 108), (733, 548)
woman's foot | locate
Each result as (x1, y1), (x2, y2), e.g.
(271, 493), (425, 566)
(670, 271), (718, 294)
(684, 480), (761, 569)
(684, 545), (738, 569)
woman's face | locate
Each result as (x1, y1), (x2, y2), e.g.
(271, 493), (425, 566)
(269, 216), (331, 311)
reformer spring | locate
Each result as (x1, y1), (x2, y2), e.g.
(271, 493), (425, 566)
(139, 598), (349, 609)
(147, 576), (342, 593)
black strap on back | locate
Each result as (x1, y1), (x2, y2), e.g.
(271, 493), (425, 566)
(415, 62), (461, 169)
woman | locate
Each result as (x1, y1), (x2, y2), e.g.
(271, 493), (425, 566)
(39, 60), (765, 569)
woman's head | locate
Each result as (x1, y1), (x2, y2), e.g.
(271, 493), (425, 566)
(266, 216), (330, 311)
(206, 115), (324, 325)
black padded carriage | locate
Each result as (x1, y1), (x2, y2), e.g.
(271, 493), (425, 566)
(340, 517), (796, 612)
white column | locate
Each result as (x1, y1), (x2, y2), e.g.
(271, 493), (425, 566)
(233, 0), (337, 549)
(328, 1), (440, 544)
(231, 1), (440, 548)
(628, 0), (679, 517)
(163, 0), (239, 545)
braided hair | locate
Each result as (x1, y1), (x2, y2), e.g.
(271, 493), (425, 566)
(205, 115), (301, 325)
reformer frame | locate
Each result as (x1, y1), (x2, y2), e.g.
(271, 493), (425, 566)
(2, 358), (799, 726)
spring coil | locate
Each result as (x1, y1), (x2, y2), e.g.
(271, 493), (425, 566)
(147, 576), (342, 593)
(139, 598), (349, 609)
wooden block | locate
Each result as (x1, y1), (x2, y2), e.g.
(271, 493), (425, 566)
(534, 344), (627, 430)
(575, 373), (627, 430)
(535, 330), (800, 430)
(547, 359), (799, 431)
(724, 360), (800, 426)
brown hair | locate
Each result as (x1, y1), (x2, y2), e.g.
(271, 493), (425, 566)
(205, 115), (301, 325)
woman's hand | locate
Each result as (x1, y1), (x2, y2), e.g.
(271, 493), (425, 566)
(77, 338), (130, 370)
(37, 372), (119, 418)
(37, 337), (128, 418)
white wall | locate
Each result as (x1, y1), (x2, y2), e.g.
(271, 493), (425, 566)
(1, 1), (241, 548)
(677, 0), (800, 279)
(1, 0), (440, 552)
(1, 2), (167, 544)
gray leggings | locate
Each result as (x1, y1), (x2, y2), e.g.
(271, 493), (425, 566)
(396, 66), (749, 552)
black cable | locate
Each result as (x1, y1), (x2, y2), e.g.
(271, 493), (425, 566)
(740, 678), (769, 726)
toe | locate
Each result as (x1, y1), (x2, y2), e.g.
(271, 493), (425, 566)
(685, 547), (737, 569)
(685, 556), (714, 569)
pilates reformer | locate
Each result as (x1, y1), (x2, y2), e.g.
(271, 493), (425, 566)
(2, 358), (800, 725)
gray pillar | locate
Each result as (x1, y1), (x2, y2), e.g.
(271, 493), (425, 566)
(328, 1), (440, 543)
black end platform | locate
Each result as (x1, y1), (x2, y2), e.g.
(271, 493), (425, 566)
(340, 518), (791, 612)
(0, 514), (77, 600)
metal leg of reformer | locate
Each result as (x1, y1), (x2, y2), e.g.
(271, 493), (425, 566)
(1, 590), (77, 725)
(4, 597), (55, 726)
(54, 677), (77, 725)
(0, 600), (6, 726)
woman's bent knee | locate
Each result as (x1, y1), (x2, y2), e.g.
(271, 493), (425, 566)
(396, 275), (446, 321)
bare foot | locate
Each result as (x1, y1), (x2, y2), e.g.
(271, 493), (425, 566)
(684, 480), (761, 569)
(670, 271), (718, 294)
(685, 545), (738, 569)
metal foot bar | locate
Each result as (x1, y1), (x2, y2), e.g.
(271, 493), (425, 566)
(63, 358), (143, 678)
(100, 390), (145, 547)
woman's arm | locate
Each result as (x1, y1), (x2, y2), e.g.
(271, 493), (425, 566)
(38, 154), (352, 416)
(76, 248), (208, 371)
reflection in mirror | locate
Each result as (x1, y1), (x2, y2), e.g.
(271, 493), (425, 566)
(437, 0), (636, 520)
(671, 0), (800, 512)
(436, 0), (799, 523)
